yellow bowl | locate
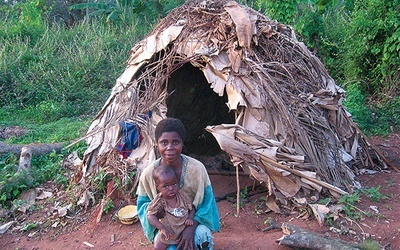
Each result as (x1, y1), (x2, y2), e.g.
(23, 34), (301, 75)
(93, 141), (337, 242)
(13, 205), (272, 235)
(117, 205), (138, 225)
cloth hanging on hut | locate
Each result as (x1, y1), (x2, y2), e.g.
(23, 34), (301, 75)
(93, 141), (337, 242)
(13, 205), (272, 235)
(116, 121), (141, 158)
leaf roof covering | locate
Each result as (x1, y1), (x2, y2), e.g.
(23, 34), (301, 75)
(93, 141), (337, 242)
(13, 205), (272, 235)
(79, 0), (390, 211)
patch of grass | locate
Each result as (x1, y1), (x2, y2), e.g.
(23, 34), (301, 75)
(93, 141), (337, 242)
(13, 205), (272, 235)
(1, 111), (91, 144)
(338, 191), (363, 220)
(339, 191), (361, 205)
(385, 179), (395, 188)
(1, 18), (139, 117)
(227, 186), (250, 210)
(337, 185), (390, 222)
(20, 221), (39, 232)
(361, 186), (388, 202)
(358, 238), (381, 250)
(0, 112), (89, 208)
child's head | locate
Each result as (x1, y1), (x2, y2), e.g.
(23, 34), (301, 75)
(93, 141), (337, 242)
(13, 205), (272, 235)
(153, 165), (179, 199)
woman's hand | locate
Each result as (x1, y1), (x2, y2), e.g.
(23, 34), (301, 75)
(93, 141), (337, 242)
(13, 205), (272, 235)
(176, 221), (198, 250)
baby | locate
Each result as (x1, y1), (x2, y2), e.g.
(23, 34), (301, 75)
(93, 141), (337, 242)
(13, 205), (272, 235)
(147, 165), (195, 250)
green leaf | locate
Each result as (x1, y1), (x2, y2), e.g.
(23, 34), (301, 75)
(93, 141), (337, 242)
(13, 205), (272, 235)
(107, 11), (120, 22)
(69, 3), (110, 11)
(90, 9), (108, 17)
(13, 189), (20, 197)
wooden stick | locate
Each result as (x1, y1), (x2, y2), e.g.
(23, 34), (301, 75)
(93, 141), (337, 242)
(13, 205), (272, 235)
(355, 126), (399, 172)
(236, 164), (240, 216)
(207, 170), (248, 176)
(259, 154), (348, 195)
(65, 127), (109, 149)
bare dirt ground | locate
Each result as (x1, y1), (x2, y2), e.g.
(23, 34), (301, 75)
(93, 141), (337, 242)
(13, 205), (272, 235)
(0, 132), (399, 250)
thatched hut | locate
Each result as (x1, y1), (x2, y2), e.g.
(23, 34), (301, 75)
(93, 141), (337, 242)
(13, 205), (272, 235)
(78, 0), (390, 211)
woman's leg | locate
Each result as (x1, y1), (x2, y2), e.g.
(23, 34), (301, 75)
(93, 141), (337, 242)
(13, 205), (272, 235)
(166, 245), (177, 250)
(194, 225), (214, 250)
(162, 225), (213, 250)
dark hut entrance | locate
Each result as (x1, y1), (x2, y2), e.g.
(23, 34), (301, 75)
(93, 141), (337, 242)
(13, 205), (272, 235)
(165, 63), (235, 156)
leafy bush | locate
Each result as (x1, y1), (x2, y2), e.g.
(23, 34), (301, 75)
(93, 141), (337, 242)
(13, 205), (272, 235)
(344, 0), (399, 96)
(343, 82), (374, 132)
(344, 82), (400, 135)
(361, 186), (388, 202)
(30, 150), (70, 186)
(0, 0), (48, 43)
(261, 0), (298, 25)
(0, 153), (28, 207)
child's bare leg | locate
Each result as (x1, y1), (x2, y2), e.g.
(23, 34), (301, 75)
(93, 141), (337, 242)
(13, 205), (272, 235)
(154, 236), (170, 250)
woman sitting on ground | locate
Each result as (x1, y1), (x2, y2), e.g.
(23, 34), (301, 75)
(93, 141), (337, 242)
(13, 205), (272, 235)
(137, 118), (220, 250)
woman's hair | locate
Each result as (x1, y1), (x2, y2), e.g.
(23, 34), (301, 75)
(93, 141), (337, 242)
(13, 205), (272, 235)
(153, 165), (176, 184)
(155, 118), (186, 142)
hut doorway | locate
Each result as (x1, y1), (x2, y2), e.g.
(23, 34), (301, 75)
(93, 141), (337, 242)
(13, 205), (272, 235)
(166, 63), (235, 156)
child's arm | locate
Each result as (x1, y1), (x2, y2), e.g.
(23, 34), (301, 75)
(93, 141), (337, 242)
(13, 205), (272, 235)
(147, 213), (174, 240)
(184, 207), (195, 226)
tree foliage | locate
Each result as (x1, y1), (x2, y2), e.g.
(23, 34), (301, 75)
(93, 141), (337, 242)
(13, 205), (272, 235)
(344, 0), (399, 97)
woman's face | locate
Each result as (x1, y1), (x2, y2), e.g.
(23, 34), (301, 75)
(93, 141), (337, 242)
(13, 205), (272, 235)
(157, 131), (183, 164)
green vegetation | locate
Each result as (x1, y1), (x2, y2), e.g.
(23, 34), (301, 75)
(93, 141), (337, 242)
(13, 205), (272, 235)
(259, 0), (400, 135)
(0, 0), (398, 208)
(1, 115), (90, 144)
(1, 20), (140, 120)
(338, 191), (364, 220)
(21, 221), (39, 232)
(358, 239), (382, 250)
(0, 142), (87, 207)
(0, 153), (31, 207)
(338, 186), (388, 220)
(361, 186), (388, 202)
(68, 0), (183, 25)
(103, 198), (115, 214)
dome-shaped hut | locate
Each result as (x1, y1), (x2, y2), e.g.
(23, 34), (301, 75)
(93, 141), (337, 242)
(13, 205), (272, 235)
(79, 0), (391, 211)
